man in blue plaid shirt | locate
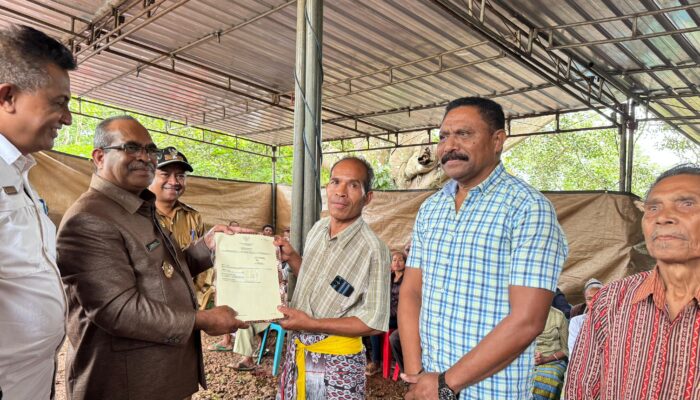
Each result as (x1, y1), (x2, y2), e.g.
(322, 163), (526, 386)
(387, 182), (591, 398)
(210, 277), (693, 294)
(399, 97), (568, 399)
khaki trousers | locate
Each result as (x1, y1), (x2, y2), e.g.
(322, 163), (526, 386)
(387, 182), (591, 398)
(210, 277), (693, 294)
(233, 322), (270, 356)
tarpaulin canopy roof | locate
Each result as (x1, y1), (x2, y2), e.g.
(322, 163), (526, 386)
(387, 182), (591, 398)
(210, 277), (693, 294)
(0, 0), (697, 147)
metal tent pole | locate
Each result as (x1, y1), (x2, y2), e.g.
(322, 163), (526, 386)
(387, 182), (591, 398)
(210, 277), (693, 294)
(618, 104), (628, 192)
(288, 0), (323, 298)
(625, 100), (637, 193)
(290, 0), (307, 259)
(271, 146), (277, 232)
(302, 0), (323, 242)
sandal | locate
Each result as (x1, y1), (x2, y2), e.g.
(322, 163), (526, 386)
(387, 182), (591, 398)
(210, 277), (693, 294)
(231, 362), (256, 372)
(206, 343), (233, 352)
(365, 362), (380, 376)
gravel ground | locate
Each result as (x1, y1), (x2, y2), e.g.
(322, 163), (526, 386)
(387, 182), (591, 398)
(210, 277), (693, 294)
(55, 333), (407, 399)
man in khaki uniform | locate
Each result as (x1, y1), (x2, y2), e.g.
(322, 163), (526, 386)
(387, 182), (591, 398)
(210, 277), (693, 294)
(148, 146), (211, 309)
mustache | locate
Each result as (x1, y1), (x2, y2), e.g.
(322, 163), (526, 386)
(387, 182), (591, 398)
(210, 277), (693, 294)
(441, 151), (469, 164)
(163, 185), (182, 191)
(651, 230), (686, 240)
(127, 160), (155, 172)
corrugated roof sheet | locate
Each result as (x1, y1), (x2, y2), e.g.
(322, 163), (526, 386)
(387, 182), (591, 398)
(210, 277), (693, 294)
(0, 0), (697, 146)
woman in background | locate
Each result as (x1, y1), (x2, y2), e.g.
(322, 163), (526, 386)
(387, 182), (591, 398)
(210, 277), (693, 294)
(366, 251), (406, 376)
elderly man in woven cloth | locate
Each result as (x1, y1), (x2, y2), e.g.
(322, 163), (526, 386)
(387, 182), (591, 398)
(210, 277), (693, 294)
(148, 146), (212, 309)
(399, 97), (568, 399)
(274, 156), (391, 399)
(566, 164), (700, 399)
(0, 24), (75, 399)
(57, 115), (251, 400)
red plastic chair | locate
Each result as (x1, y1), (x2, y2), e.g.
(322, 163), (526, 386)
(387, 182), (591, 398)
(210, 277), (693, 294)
(382, 329), (400, 381)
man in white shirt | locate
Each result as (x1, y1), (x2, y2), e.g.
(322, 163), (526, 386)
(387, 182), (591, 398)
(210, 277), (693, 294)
(0, 25), (75, 399)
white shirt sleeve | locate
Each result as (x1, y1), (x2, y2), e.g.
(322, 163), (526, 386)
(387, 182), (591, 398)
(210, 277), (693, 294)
(568, 314), (586, 357)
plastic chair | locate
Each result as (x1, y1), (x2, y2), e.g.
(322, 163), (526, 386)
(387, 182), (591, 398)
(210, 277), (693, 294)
(382, 329), (400, 381)
(392, 360), (400, 381)
(257, 322), (286, 376)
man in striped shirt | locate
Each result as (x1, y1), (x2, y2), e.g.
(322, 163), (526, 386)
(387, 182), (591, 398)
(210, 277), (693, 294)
(274, 156), (391, 399)
(566, 164), (700, 399)
(399, 97), (568, 399)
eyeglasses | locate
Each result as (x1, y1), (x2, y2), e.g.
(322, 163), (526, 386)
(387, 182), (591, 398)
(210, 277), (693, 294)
(101, 143), (161, 158)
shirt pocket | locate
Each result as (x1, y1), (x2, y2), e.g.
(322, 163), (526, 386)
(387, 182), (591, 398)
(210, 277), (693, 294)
(111, 335), (157, 352)
(40, 212), (57, 260)
(0, 192), (44, 278)
(336, 287), (362, 316)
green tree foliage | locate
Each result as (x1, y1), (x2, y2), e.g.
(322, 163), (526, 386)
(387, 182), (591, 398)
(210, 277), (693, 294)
(56, 99), (288, 183)
(56, 99), (696, 195)
(655, 124), (700, 163)
(503, 111), (670, 196)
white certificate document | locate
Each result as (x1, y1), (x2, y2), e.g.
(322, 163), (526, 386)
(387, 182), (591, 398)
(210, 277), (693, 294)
(214, 233), (284, 322)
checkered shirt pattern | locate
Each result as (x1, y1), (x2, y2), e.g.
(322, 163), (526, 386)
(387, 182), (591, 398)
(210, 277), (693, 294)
(291, 216), (391, 332)
(407, 163), (568, 399)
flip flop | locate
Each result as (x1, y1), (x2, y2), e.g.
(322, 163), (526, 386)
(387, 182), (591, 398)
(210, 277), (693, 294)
(233, 363), (256, 372)
(207, 343), (233, 352)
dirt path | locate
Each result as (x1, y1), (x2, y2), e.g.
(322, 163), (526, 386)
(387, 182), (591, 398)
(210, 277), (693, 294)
(55, 334), (407, 399)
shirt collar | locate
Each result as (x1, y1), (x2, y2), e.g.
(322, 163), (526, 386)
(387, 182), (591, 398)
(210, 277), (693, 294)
(155, 200), (190, 219)
(175, 200), (195, 212)
(441, 162), (506, 196)
(631, 266), (700, 309)
(0, 133), (35, 172)
(90, 174), (155, 214)
(320, 215), (366, 248)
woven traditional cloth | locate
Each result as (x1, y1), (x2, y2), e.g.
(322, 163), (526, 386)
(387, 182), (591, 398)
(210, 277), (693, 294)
(277, 332), (365, 400)
(566, 268), (700, 399)
(532, 360), (567, 399)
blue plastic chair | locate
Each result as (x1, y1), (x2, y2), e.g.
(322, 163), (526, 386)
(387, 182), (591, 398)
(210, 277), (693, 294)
(256, 322), (286, 376)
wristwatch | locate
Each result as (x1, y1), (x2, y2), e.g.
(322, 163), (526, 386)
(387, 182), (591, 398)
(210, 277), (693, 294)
(438, 371), (458, 400)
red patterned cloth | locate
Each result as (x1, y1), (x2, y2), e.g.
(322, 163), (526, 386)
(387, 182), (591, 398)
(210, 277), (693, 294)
(566, 267), (700, 399)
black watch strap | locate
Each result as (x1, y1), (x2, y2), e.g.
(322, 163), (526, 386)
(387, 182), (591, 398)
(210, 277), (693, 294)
(438, 372), (458, 400)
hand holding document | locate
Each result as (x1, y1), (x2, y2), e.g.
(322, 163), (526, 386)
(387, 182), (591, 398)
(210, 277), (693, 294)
(214, 233), (284, 322)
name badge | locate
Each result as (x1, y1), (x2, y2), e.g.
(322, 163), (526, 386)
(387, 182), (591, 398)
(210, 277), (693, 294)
(2, 186), (18, 195)
(146, 239), (161, 252)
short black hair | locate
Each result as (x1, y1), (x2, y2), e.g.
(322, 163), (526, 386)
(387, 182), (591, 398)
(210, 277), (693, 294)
(646, 163), (700, 200)
(443, 97), (505, 132)
(330, 156), (375, 194)
(262, 224), (274, 231)
(0, 25), (76, 91)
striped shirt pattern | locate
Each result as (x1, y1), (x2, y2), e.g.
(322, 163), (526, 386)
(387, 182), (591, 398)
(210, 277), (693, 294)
(291, 216), (391, 332)
(407, 163), (568, 399)
(566, 268), (700, 400)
